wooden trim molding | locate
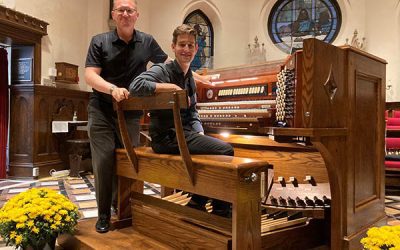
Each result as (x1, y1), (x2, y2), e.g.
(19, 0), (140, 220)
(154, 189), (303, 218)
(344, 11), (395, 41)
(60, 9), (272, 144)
(0, 5), (48, 36)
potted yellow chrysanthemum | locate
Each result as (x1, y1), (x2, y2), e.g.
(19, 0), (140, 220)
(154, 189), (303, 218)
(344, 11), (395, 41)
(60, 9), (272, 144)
(361, 225), (400, 250)
(0, 188), (79, 250)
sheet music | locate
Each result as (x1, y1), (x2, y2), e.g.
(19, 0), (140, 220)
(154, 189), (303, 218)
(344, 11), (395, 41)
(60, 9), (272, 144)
(52, 121), (69, 133)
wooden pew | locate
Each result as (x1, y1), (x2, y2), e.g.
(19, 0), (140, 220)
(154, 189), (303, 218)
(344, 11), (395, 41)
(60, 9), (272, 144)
(113, 90), (269, 249)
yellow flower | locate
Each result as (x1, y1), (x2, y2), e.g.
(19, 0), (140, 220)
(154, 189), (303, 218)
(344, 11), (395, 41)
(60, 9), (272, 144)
(44, 214), (52, 222)
(15, 235), (22, 245)
(16, 223), (25, 229)
(32, 227), (39, 234)
(59, 209), (68, 215)
(0, 187), (79, 249)
(9, 231), (16, 239)
(27, 220), (34, 228)
(54, 214), (62, 221)
(48, 209), (56, 216)
(361, 225), (400, 249)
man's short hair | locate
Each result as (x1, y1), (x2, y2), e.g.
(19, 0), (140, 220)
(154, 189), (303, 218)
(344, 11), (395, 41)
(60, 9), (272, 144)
(113, 0), (138, 10)
(172, 24), (197, 44)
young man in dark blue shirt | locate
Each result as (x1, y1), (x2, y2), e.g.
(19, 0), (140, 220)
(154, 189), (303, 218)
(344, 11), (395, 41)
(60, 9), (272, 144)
(129, 24), (233, 217)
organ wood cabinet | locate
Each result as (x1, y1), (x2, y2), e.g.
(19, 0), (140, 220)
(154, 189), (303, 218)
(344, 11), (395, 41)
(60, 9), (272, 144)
(196, 38), (386, 249)
(0, 6), (90, 178)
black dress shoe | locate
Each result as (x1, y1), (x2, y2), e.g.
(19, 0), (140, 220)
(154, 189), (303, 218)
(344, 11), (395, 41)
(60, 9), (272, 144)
(186, 200), (207, 212)
(211, 208), (232, 218)
(211, 201), (232, 218)
(95, 216), (110, 233)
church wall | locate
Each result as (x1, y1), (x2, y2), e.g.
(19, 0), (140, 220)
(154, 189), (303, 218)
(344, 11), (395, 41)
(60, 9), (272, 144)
(141, 0), (399, 101)
(138, 0), (250, 69)
(13, 0), (109, 92)
(5, 0), (400, 101)
(364, 0), (400, 101)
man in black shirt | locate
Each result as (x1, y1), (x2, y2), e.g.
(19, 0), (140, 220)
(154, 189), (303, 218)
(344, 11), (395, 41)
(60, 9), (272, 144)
(85, 0), (168, 233)
(129, 24), (233, 216)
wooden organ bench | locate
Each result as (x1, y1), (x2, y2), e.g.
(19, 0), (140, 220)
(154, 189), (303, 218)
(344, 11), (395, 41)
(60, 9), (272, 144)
(113, 90), (270, 249)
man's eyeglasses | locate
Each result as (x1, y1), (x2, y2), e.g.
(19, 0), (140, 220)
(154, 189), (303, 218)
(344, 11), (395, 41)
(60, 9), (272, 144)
(113, 8), (137, 15)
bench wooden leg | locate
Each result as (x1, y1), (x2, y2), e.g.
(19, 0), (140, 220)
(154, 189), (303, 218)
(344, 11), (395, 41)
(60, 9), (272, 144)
(160, 186), (174, 198)
(69, 154), (82, 177)
(232, 199), (261, 250)
(113, 176), (144, 229)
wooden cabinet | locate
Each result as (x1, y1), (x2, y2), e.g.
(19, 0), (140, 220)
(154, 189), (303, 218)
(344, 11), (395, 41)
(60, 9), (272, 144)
(0, 6), (90, 178)
(9, 85), (89, 178)
(55, 62), (79, 84)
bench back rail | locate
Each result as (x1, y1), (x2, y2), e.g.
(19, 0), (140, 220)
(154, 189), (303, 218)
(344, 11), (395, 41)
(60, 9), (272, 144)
(114, 90), (195, 184)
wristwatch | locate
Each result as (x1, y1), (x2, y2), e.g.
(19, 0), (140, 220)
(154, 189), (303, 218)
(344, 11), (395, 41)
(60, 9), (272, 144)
(109, 85), (115, 95)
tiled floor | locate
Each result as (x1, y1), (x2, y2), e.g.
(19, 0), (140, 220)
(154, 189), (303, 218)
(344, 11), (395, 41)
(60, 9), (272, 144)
(0, 173), (161, 220)
(0, 173), (162, 249)
(0, 176), (399, 249)
(0, 174), (98, 220)
(385, 195), (400, 225)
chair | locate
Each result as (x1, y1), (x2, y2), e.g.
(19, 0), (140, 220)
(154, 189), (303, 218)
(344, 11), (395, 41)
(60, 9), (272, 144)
(385, 137), (400, 195)
(387, 117), (400, 126)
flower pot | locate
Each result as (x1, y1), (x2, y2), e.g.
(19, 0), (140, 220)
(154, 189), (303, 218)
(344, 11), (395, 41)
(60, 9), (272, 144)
(24, 236), (56, 250)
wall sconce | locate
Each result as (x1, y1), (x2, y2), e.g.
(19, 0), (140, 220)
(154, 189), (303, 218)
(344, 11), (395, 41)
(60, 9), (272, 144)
(345, 29), (366, 50)
(247, 36), (266, 64)
(386, 79), (393, 91)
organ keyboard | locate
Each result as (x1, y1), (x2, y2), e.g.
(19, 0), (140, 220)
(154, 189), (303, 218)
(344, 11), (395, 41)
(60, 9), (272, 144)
(196, 38), (387, 249)
(196, 61), (282, 133)
(197, 99), (276, 132)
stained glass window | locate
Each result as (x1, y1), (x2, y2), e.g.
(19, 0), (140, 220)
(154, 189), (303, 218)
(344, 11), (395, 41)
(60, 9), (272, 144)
(268, 0), (341, 54)
(184, 10), (214, 71)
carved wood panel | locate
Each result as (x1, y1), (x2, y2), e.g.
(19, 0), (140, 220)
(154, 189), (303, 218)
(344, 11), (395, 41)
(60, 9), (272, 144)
(9, 85), (89, 178)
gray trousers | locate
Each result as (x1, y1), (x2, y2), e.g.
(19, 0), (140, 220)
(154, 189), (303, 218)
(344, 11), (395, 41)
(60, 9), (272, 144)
(88, 102), (139, 219)
(151, 129), (234, 156)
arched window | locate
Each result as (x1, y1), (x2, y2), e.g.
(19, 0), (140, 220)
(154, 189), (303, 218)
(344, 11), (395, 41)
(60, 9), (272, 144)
(184, 10), (214, 71)
(268, 0), (341, 54)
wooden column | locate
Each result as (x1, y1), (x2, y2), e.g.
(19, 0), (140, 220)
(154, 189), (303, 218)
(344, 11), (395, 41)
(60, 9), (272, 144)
(0, 48), (8, 178)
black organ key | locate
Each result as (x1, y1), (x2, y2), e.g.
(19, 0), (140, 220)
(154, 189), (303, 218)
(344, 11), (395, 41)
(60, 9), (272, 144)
(287, 212), (303, 220)
(267, 211), (282, 219)
(278, 196), (287, 206)
(323, 196), (331, 206)
(314, 196), (324, 206)
(305, 196), (315, 206)
(296, 197), (306, 207)
(273, 211), (288, 220)
(270, 196), (278, 206)
(287, 196), (296, 207)
(266, 210), (281, 219)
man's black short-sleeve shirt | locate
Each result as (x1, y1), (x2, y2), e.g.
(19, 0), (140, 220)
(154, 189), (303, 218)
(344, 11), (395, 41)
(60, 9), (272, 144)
(85, 29), (167, 103)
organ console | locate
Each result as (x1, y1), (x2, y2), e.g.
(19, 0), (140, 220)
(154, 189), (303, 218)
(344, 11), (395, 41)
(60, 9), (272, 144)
(196, 38), (387, 249)
(196, 60), (282, 133)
